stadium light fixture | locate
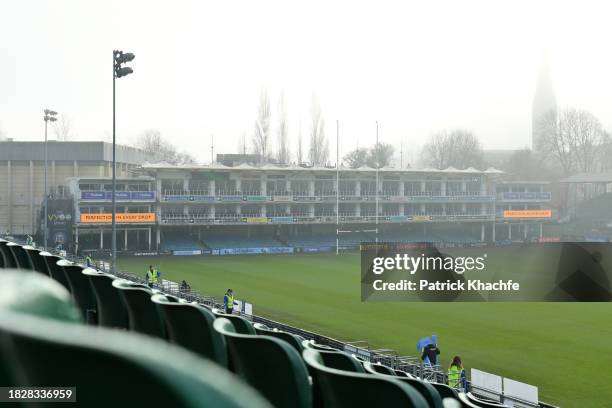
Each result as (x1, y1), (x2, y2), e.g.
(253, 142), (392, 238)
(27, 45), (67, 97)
(111, 49), (135, 273)
(43, 108), (58, 249)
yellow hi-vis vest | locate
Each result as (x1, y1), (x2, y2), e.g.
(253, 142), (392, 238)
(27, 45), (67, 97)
(225, 293), (234, 310)
(147, 269), (158, 283)
(448, 365), (461, 388)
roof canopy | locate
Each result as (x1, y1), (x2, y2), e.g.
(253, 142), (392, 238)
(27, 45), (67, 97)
(140, 162), (504, 175)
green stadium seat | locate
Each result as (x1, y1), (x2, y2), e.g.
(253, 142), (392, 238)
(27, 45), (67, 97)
(363, 362), (444, 408)
(316, 350), (365, 373)
(0, 239), (17, 268)
(214, 317), (312, 408)
(213, 308), (256, 335)
(301, 339), (337, 352)
(302, 348), (429, 408)
(23, 246), (51, 275)
(363, 361), (396, 375)
(394, 369), (415, 378)
(252, 323), (305, 353)
(112, 279), (166, 338)
(464, 392), (508, 407)
(0, 273), (272, 408)
(0, 270), (82, 322)
(82, 269), (128, 329)
(431, 382), (460, 401)
(57, 260), (96, 322)
(152, 294), (228, 367)
(6, 242), (33, 269)
(41, 252), (72, 292)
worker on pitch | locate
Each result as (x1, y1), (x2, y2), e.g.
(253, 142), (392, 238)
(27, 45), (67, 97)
(223, 288), (238, 314)
(145, 265), (161, 288)
(85, 254), (93, 268)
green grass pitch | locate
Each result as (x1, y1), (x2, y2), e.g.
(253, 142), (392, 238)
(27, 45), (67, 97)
(118, 250), (612, 407)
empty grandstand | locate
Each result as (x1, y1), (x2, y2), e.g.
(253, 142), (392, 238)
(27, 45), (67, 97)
(57, 165), (554, 255)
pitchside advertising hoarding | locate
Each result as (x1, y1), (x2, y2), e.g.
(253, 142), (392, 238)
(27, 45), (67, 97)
(361, 242), (612, 302)
(79, 213), (156, 223)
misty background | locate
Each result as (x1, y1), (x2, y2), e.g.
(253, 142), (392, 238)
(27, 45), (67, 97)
(1, 0), (611, 167)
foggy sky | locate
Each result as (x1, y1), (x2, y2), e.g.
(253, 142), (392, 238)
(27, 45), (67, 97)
(1, 0), (611, 164)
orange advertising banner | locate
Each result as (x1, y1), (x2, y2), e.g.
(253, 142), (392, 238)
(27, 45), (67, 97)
(80, 213), (156, 223)
(503, 210), (552, 219)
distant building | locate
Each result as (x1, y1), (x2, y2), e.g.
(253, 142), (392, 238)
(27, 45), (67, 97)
(532, 52), (557, 152)
(0, 140), (158, 236)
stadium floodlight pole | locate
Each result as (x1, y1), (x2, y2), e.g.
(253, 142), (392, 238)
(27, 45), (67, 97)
(375, 121), (379, 243)
(43, 109), (58, 249)
(336, 120), (339, 255)
(112, 50), (135, 273)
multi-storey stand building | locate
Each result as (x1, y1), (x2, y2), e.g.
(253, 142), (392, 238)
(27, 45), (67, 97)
(0, 140), (158, 237)
(67, 163), (554, 254)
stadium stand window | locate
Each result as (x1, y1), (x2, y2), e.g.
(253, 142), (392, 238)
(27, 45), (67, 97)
(216, 180), (239, 195)
(241, 180), (261, 195)
(382, 181), (399, 195)
(361, 181), (376, 196)
(338, 181), (356, 196)
(188, 181), (209, 195)
(404, 181), (421, 196)
(290, 180), (309, 195)
(425, 181), (442, 195)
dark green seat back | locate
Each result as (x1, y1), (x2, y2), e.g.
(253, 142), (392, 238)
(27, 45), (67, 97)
(0, 270), (82, 323)
(113, 280), (165, 338)
(83, 270), (128, 328)
(214, 318), (312, 408)
(303, 349), (429, 408)
(317, 350), (364, 373)
(7, 243), (32, 269)
(431, 382), (460, 400)
(42, 253), (72, 291)
(363, 363), (443, 408)
(0, 312), (272, 408)
(0, 240), (17, 268)
(58, 260), (95, 319)
(363, 361), (396, 375)
(23, 247), (50, 275)
(213, 309), (256, 335)
(153, 294), (228, 367)
(252, 324), (304, 353)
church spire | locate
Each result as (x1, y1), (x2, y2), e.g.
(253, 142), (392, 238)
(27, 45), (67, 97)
(532, 51), (557, 152)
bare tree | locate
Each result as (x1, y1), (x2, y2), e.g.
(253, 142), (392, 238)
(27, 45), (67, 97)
(344, 147), (369, 168)
(421, 129), (484, 169)
(252, 89), (271, 163)
(135, 129), (195, 164)
(237, 131), (248, 156)
(368, 142), (395, 168)
(538, 109), (574, 176)
(539, 108), (603, 175)
(308, 96), (329, 166)
(501, 148), (557, 181)
(53, 115), (73, 141)
(276, 92), (290, 164)
(297, 119), (303, 164)
(568, 108), (603, 173)
(599, 131), (612, 172)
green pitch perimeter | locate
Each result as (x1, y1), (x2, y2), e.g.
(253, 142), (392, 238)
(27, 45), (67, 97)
(118, 250), (611, 407)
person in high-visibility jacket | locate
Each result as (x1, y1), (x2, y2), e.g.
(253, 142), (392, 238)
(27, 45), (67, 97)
(85, 255), (93, 268)
(146, 265), (158, 288)
(448, 356), (464, 389)
(223, 288), (238, 314)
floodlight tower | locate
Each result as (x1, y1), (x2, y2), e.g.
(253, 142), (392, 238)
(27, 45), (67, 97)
(112, 50), (135, 272)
